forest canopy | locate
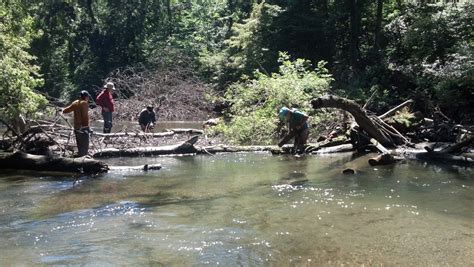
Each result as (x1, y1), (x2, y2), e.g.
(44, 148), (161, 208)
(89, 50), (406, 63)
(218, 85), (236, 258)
(1, 0), (472, 134)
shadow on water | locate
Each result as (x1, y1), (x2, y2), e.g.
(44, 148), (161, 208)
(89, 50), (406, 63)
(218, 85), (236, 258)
(277, 154), (309, 186)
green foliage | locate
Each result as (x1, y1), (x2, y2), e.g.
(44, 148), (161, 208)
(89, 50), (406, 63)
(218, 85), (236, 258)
(385, 3), (474, 119)
(3, 0), (472, 126)
(206, 1), (283, 89)
(386, 107), (417, 129)
(0, 1), (47, 120)
(210, 53), (332, 145)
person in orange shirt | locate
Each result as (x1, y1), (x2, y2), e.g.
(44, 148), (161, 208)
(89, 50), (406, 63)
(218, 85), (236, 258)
(63, 90), (92, 157)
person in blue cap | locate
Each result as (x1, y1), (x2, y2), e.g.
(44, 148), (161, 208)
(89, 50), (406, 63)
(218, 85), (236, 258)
(278, 106), (309, 153)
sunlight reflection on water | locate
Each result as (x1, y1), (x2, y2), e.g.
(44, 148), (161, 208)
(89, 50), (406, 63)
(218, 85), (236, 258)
(0, 153), (473, 265)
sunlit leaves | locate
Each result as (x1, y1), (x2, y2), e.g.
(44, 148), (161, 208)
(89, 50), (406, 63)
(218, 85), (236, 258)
(0, 1), (46, 120)
(212, 52), (332, 145)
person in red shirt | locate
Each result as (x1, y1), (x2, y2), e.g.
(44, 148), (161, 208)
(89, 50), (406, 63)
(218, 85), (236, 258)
(63, 90), (92, 157)
(96, 82), (115, 133)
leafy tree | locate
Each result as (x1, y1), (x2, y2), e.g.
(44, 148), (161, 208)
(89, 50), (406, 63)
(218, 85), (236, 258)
(0, 0), (46, 125)
(208, 1), (283, 89)
(385, 3), (474, 119)
(211, 52), (332, 144)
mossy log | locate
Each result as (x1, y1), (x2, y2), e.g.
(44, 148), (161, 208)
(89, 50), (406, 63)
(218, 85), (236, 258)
(0, 151), (109, 174)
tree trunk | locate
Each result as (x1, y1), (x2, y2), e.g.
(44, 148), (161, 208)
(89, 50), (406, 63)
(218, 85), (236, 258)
(166, 0), (172, 37)
(374, 0), (383, 53)
(0, 151), (108, 174)
(348, 0), (360, 71)
(311, 95), (394, 146)
(93, 135), (200, 158)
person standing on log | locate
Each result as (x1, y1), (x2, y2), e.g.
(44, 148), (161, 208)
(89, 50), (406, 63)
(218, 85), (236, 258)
(138, 106), (156, 132)
(96, 82), (115, 133)
(278, 107), (309, 153)
(63, 90), (92, 157)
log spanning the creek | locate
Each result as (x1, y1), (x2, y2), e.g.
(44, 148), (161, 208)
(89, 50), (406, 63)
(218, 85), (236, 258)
(93, 128), (203, 138)
(93, 135), (285, 158)
(0, 151), (109, 174)
(93, 135), (201, 157)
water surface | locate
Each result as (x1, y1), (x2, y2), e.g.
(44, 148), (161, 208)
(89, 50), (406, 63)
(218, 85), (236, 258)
(0, 153), (473, 266)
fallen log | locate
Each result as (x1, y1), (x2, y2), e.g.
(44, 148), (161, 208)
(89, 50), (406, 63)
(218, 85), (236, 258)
(311, 95), (394, 146)
(93, 131), (175, 138)
(167, 128), (204, 134)
(311, 144), (354, 154)
(368, 153), (400, 166)
(108, 164), (162, 171)
(92, 128), (204, 139)
(0, 151), (109, 174)
(415, 151), (474, 165)
(306, 136), (350, 153)
(439, 136), (473, 154)
(93, 135), (200, 158)
(200, 145), (278, 154)
(311, 95), (414, 148)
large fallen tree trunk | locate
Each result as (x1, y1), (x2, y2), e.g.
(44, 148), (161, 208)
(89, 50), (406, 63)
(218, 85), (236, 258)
(93, 128), (203, 138)
(93, 135), (201, 157)
(94, 131), (175, 138)
(311, 95), (410, 147)
(0, 151), (109, 174)
(200, 145), (279, 154)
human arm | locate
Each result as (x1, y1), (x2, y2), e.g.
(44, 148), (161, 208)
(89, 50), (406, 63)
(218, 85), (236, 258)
(62, 101), (77, 114)
(278, 131), (298, 147)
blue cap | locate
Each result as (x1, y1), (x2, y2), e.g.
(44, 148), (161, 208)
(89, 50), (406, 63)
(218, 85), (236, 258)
(279, 107), (289, 121)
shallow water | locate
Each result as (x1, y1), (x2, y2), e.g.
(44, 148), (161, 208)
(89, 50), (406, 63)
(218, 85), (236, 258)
(0, 153), (473, 266)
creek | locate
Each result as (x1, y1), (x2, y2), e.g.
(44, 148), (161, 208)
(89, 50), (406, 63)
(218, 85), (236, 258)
(0, 152), (473, 265)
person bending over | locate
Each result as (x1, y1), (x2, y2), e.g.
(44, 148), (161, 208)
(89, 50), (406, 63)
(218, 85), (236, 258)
(138, 106), (156, 132)
(278, 107), (309, 153)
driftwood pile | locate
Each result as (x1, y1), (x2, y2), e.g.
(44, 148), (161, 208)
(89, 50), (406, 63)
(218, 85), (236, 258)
(309, 95), (473, 167)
